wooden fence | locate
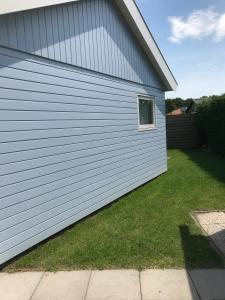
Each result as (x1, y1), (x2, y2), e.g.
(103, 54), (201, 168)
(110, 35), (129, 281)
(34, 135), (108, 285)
(166, 114), (201, 149)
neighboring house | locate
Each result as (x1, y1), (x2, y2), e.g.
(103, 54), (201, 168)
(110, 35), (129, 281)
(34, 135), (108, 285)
(167, 102), (198, 115)
(0, 0), (177, 264)
(167, 108), (185, 115)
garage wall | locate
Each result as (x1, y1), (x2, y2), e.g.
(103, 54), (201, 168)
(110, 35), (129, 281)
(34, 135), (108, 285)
(0, 47), (167, 264)
(0, 0), (164, 89)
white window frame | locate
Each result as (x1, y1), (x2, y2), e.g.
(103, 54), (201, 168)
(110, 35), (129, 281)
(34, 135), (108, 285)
(137, 95), (156, 131)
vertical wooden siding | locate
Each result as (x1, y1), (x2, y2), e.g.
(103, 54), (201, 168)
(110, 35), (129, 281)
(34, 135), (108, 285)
(0, 0), (163, 89)
(0, 47), (167, 264)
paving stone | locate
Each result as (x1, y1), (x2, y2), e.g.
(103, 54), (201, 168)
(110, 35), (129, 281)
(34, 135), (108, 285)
(189, 269), (225, 300)
(196, 212), (225, 225)
(195, 212), (225, 257)
(213, 231), (225, 241)
(0, 272), (43, 300)
(141, 269), (199, 300)
(31, 271), (90, 300)
(213, 238), (225, 255)
(202, 224), (225, 235)
(86, 270), (141, 300)
(195, 213), (210, 225)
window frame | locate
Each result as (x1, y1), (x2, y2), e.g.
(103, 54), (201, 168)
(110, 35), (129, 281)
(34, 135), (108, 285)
(137, 95), (156, 131)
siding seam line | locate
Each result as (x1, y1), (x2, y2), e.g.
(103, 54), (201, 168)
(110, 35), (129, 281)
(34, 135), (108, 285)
(0, 135), (164, 161)
(0, 140), (164, 176)
(0, 154), (165, 215)
(0, 144), (165, 192)
(0, 45), (164, 92)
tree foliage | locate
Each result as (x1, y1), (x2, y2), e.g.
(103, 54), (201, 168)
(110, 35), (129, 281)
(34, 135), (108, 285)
(197, 94), (225, 156)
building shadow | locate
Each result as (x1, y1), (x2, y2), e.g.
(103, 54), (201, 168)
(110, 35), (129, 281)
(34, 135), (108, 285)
(179, 225), (225, 300)
(182, 149), (225, 185)
(179, 225), (224, 269)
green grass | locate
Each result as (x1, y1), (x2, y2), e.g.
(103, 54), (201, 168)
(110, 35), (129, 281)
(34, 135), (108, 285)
(2, 149), (225, 272)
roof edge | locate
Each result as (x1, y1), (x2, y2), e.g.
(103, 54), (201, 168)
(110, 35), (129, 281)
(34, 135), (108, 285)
(0, 0), (78, 15)
(115, 0), (177, 91)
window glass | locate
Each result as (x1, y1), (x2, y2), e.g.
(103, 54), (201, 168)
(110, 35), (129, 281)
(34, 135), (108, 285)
(138, 97), (155, 130)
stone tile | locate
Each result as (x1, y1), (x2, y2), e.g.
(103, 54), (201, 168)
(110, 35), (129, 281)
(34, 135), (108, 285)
(196, 212), (225, 225)
(86, 270), (141, 300)
(0, 272), (43, 300)
(195, 213), (210, 225)
(31, 271), (90, 300)
(141, 269), (199, 300)
(202, 224), (225, 236)
(214, 239), (225, 255)
(189, 269), (225, 300)
(195, 212), (225, 258)
(201, 225), (225, 256)
(209, 227), (225, 242)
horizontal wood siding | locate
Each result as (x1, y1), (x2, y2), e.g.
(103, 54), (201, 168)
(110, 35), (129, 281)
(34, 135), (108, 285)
(0, 47), (167, 264)
(166, 114), (200, 149)
(0, 0), (163, 89)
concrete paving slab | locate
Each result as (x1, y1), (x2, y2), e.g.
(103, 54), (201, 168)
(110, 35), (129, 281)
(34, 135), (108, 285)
(141, 269), (199, 300)
(86, 270), (141, 300)
(31, 271), (90, 300)
(202, 224), (225, 236)
(195, 211), (225, 257)
(196, 212), (225, 225)
(189, 269), (225, 300)
(0, 272), (43, 300)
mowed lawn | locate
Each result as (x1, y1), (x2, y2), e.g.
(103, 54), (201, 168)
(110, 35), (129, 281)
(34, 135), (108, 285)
(2, 150), (225, 271)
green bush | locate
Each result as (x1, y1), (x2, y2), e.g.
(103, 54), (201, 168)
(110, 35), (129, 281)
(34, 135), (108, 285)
(197, 94), (225, 156)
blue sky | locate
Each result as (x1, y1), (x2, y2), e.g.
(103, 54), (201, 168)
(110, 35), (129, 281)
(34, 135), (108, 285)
(136, 0), (225, 99)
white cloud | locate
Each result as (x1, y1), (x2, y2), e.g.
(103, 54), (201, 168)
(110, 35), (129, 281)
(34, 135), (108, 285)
(215, 14), (225, 41)
(168, 7), (225, 43)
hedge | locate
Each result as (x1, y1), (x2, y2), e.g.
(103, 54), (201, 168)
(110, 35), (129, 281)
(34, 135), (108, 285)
(197, 94), (225, 156)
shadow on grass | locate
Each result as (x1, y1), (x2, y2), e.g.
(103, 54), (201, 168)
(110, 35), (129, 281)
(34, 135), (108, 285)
(179, 225), (225, 299)
(182, 149), (225, 185)
(179, 225), (224, 269)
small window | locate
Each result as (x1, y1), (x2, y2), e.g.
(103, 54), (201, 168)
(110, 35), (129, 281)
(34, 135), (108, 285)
(138, 96), (156, 130)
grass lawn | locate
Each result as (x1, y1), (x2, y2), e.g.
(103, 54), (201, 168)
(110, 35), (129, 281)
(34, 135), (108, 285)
(2, 149), (225, 272)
